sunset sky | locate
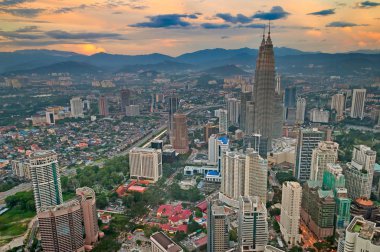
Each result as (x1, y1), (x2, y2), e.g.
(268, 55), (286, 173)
(0, 0), (379, 55)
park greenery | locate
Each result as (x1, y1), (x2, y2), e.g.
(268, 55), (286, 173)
(1, 191), (36, 246)
(334, 129), (380, 163)
(276, 171), (297, 185)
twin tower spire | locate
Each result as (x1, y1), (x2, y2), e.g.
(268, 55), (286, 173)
(260, 22), (272, 48)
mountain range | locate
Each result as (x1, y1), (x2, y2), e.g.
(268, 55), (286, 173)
(1, 47), (379, 76)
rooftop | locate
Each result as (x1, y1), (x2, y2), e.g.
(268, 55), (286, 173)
(150, 232), (183, 252)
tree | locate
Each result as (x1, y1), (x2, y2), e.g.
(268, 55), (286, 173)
(229, 228), (238, 242)
(96, 194), (109, 209)
(273, 220), (280, 233)
(195, 209), (203, 218)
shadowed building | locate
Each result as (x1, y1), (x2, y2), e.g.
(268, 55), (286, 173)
(171, 113), (189, 154)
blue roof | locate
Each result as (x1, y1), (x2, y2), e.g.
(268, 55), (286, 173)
(218, 136), (229, 145)
(207, 171), (220, 176)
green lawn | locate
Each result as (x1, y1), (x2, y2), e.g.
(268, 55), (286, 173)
(0, 208), (35, 245)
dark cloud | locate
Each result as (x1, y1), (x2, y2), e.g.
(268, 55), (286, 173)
(201, 23), (230, 29)
(237, 23), (266, 29)
(252, 6), (290, 20)
(54, 4), (89, 14)
(326, 21), (366, 27)
(0, 30), (43, 39)
(356, 1), (380, 8)
(130, 14), (198, 28)
(0, 8), (44, 17)
(15, 25), (39, 32)
(308, 9), (336, 16)
(0, 0), (34, 6)
(221, 36), (229, 39)
(216, 13), (252, 24)
(45, 30), (125, 40)
(112, 11), (122, 14)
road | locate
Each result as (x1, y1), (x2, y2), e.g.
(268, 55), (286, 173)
(0, 182), (32, 203)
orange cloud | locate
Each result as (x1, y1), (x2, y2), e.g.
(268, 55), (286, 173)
(306, 30), (322, 37)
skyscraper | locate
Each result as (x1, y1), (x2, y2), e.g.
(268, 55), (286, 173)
(203, 122), (219, 142)
(207, 200), (229, 252)
(120, 89), (131, 112)
(245, 102), (255, 135)
(171, 113), (189, 154)
(208, 134), (229, 172)
(272, 75), (284, 139)
(295, 128), (324, 182)
(129, 147), (162, 182)
(98, 95), (109, 116)
(310, 141), (339, 182)
(76, 187), (99, 246)
(331, 93), (345, 121)
(252, 29), (281, 151)
(280, 182), (302, 247)
(245, 148), (268, 203)
(284, 86), (297, 108)
(322, 164), (351, 230)
(219, 109), (228, 134)
(344, 145), (376, 200)
(38, 199), (85, 252)
(221, 151), (246, 200)
(240, 91), (252, 131)
(29, 150), (63, 212)
(238, 195), (268, 252)
(295, 97), (306, 124)
(70, 97), (84, 118)
(301, 181), (336, 240)
(227, 97), (241, 125)
(168, 95), (179, 134)
(350, 89), (366, 120)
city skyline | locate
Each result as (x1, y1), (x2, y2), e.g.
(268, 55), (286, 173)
(0, 0), (379, 55)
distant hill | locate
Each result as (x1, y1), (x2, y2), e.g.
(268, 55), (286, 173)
(203, 64), (249, 77)
(1, 47), (380, 76)
(8, 61), (101, 75)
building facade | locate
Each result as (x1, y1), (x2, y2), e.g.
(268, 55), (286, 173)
(221, 151), (246, 200)
(38, 199), (85, 252)
(295, 97), (306, 124)
(29, 150), (63, 212)
(280, 182), (302, 247)
(98, 95), (109, 116)
(70, 97), (84, 118)
(129, 147), (162, 182)
(150, 232), (183, 252)
(350, 89), (366, 120)
(331, 93), (345, 121)
(171, 113), (189, 154)
(238, 195), (268, 252)
(295, 128), (324, 182)
(219, 109), (228, 135)
(245, 148), (268, 203)
(310, 141), (339, 182)
(207, 201), (229, 252)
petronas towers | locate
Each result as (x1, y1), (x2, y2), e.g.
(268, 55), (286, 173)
(250, 29), (283, 153)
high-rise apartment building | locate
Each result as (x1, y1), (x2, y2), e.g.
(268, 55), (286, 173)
(125, 105), (140, 116)
(331, 93), (346, 121)
(310, 141), (339, 182)
(350, 89), (366, 120)
(129, 147), (162, 182)
(245, 148), (268, 203)
(150, 232), (183, 252)
(227, 97), (241, 125)
(208, 134), (229, 172)
(207, 201), (229, 252)
(98, 95), (109, 116)
(309, 108), (329, 123)
(301, 180), (336, 240)
(76, 187), (99, 246)
(120, 89), (131, 112)
(38, 199), (85, 252)
(280, 182), (302, 247)
(29, 150), (63, 212)
(221, 151), (246, 200)
(295, 97), (306, 124)
(238, 195), (268, 252)
(245, 102), (255, 135)
(11, 160), (31, 179)
(252, 31), (281, 152)
(344, 145), (376, 200)
(70, 97), (84, 118)
(219, 109), (228, 135)
(171, 113), (189, 154)
(343, 216), (380, 252)
(295, 128), (324, 182)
